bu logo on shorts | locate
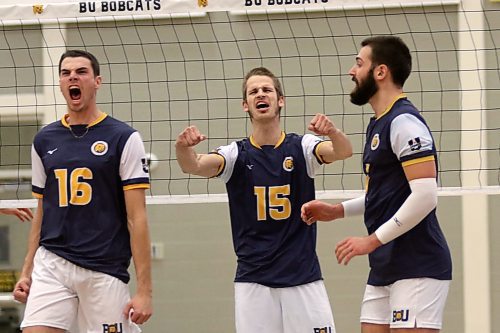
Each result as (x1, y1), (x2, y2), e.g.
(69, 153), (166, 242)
(313, 327), (332, 333)
(392, 309), (409, 322)
(102, 323), (123, 333)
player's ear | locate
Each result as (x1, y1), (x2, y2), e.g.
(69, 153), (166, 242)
(375, 64), (388, 80)
(94, 75), (102, 89)
(278, 95), (285, 108)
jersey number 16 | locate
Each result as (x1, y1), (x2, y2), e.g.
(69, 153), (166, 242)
(54, 168), (93, 207)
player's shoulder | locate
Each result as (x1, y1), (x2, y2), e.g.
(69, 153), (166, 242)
(286, 132), (322, 148)
(284, 132), (310, 145)
(95, 115), (141, 145)
(392, 110), (428, 131)
(100, 114), (136, 134)
(393, 98), (421, 118)
(285, 132), (301, 140)
(33, 119), (64, 141)
(39, 119), (64, 131)
(285, 132), (319, 140)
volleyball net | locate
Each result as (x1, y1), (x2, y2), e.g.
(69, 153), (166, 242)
(0, 0), (498, 207)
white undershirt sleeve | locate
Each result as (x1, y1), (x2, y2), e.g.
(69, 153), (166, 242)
(374, 177), (438, 244)
(341, 195), (365, 217)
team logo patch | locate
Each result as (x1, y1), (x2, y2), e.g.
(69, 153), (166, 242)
(392, 309), (410, 322)
(282, 156), (294, 172)
(91, 141), (108, 156)
(313, 327), (333, 333)
(102, 322), (123, 333)
(32, 4), (44, 14)
(370, 133), (380, 150)
(408, 137), (422, 151)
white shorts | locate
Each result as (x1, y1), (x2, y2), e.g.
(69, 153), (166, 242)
(360, 278), (450, 329)
(235, 280), (335, 333)
(22, 247), (141, 333)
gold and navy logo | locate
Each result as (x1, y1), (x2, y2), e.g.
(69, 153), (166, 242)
(198, 0), (208, 7)
(91, 141), (108, 156)
(33, 4), (44, 14)
(392, 309), (410, 322)
(314, 327), (333, 333)
(282, 156), (294, 172)
(102, 323), (122, 333)
(370, 133), (380, 150)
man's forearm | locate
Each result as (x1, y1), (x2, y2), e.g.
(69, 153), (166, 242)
(175, 144), (199, 175)
(328, 129), (353, 160)
(131, 222), (152, 296)
(20, 202), (43, 278)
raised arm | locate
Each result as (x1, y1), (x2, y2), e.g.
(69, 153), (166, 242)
(308, 113), (353, 163)
(175, 125), (224, 178)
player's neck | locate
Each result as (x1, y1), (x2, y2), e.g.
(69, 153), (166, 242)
(67, 106), (103, 125)
(251, 122), (283, 146)
(370, 87), (404, 118)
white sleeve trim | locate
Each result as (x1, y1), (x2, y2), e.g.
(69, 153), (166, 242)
(301, 133), (323, 178)
(31, 144), (46, 189)
(341, 195), (365, 217)
(216, 141), (238, 183)
(375, 178), (438, 244)
(120, 131), (149, 181)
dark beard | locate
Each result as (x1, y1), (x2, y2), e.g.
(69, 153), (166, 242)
(350, 68), (378, 106)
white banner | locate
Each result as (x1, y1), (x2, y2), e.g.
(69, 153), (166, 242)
(0, 0), (459, 23)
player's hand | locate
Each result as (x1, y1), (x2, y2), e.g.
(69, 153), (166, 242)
(308, 114), (338, 137)
(123, 292), (152, 325)
(176, 126), (207, 148)
(335, 234), (382, 265)
(0, 208), (33, 222)
(13, 277), (31, 303)
(301, 200), (343, 225)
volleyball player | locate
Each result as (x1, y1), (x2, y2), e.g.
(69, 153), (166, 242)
(301, 36), (452, 332)
(13, 50), (153, 333)
(0, 208), (33, 222)
(176, 67), (353, 333)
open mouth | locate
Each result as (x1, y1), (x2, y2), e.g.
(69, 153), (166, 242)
(69, 87), (81, 100)
(256, 101), (269, 110)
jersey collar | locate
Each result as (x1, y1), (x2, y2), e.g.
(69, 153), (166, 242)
(61, 111), (108, 128)
(249, 131), (286, 149)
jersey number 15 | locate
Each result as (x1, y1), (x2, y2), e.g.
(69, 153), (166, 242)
(254, 184), (291, 221)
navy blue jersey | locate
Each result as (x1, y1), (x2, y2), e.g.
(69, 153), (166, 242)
(216, 132), (325, 288)
(31, 113), (150, 283)
(363, 95), (452, 286)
